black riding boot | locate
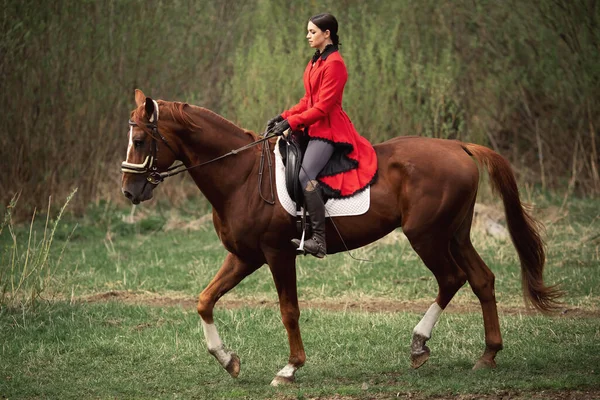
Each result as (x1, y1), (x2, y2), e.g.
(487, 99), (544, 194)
(291, 181), (327, 258)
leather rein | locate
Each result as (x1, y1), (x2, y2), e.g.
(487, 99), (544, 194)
(121, 114), (277, 204)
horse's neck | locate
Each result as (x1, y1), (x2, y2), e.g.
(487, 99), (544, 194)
(174, 107), (258, 211)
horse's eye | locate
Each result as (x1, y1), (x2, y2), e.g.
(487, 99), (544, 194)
(133, 139), (144, 149)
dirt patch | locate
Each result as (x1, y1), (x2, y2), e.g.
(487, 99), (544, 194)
(82, 290), (600, 318)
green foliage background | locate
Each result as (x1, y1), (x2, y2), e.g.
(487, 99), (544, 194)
(1, 0), (599, 214)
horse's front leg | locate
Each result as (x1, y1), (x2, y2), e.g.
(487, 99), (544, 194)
(266, 251), (306, 386)
(197, 253), (261, 378)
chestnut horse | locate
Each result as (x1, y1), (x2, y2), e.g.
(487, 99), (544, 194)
(121, 90), (560, 386)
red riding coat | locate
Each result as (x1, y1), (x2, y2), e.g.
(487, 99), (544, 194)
(281, 47), (377, 198)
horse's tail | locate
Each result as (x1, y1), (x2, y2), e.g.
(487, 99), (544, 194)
(463, 143), (562, 313)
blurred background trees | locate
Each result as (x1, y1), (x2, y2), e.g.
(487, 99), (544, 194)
(1, 0), (598, 215)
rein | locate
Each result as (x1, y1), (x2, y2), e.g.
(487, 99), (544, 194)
(121, 118), (278, 187)
(122, 110), (365, 260)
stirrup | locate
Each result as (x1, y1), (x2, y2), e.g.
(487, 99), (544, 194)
(292, 228), (307, 254)
(293, 237), (326, 258)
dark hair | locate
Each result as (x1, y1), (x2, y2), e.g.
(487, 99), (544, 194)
(309, 13), (340, 46)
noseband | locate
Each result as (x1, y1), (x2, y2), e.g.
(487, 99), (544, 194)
(121, 118), (184, 185)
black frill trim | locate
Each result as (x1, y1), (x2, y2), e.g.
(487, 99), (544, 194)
(314, 138), (357, 177)
(320, 171), (378, 201)
(310, 137), (378, 200)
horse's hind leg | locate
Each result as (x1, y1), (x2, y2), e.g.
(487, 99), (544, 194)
(450, 230), (503, 369)
(405, 232), (467, 369)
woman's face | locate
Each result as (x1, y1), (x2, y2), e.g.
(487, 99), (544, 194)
(306, 21), (330, 51)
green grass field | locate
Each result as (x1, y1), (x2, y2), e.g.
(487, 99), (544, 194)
(1, 194), (599, 399)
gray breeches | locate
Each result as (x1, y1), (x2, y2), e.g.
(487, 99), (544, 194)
(299, 139), (335, 190)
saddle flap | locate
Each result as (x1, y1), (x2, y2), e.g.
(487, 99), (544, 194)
(278, 132), (307, 206)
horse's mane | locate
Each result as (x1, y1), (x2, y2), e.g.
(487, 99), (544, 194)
(157, 101), (257, 140)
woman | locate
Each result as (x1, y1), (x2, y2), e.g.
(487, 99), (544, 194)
(268, 13), (377, 258)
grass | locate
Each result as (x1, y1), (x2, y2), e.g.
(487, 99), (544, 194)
(1, 302), (599, 399)
(0, 189), (77, 309)
(0, 192), (599, 398)
(14, 195), (597, 311)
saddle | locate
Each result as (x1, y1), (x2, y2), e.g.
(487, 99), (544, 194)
(274, 135), (371, 219)
(273, 135), (371, 218)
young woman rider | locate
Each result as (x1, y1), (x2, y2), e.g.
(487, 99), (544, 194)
(267, 13), (377, 258)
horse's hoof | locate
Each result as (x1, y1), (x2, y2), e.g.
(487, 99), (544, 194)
(473, 358), (496, 370)
(225, 353), (241, 378)
(410, 346), (430, 369)
(270, 375), (294, 386)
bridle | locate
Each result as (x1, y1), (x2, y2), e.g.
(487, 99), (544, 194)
(121, 103), (277, 202)
(120, 119), (182, 185)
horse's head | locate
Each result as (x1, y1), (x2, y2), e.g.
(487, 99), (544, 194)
(121, 89), (178, 204)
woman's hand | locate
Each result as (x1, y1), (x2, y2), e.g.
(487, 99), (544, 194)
(266, 115), (283, 132)
(271, 120), (291, 136)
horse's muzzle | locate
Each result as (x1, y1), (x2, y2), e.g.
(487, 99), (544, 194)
(122, 178), (154, 204)
(122, 189), (141, 204)
(122, 186), (154, 204)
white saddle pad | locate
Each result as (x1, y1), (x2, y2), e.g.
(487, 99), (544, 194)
(274, 137), (370, 217)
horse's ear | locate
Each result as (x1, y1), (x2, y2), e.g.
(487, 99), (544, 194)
(145, 97), (155, 120)
(135, 89), (145, 106)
